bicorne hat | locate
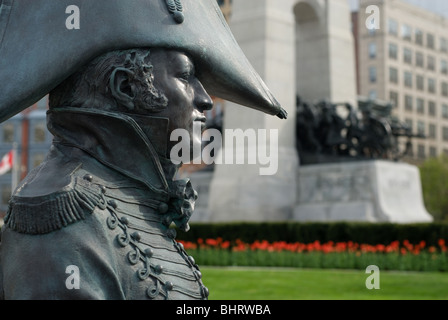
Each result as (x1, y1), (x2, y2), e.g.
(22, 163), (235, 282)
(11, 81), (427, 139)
(0, 0), (287, 123)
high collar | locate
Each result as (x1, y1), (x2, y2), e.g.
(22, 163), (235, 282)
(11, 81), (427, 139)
(47, 107), (179, 196)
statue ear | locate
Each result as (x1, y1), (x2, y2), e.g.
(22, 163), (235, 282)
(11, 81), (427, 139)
(110, 67), (136, 110)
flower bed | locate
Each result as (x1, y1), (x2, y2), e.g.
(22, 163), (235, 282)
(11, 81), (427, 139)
(179, 238), (448, 272)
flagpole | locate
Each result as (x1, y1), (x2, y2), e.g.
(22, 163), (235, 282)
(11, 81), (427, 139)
(11, 142), (18, 195)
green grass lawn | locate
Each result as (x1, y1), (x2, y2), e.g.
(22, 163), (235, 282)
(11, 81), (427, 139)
(201, 267), (448, 300)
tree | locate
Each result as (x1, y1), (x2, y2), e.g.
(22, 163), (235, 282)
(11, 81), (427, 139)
(419, 154), (448, 221)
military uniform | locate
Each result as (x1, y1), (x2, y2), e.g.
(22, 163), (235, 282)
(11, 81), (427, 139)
(0, 0), (287, 300)
(0, 108), (208, 300)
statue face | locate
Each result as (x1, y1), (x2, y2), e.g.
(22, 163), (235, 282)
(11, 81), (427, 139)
(149, 49), (213, 157)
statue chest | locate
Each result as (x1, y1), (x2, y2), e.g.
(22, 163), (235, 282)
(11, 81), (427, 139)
(97, 190), (209, 300)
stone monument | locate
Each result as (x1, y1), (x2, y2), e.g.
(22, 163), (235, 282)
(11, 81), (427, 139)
(205, 0), (358, 222)
(294, 96), (433, 223)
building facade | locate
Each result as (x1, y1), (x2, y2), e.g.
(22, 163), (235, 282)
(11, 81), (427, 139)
(0, 96), (52, 215)
(356, 0), (448, 162)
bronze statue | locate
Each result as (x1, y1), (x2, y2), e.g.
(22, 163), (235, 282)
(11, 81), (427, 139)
(0, 0), (286, 300)
(296, 95), (423, 165)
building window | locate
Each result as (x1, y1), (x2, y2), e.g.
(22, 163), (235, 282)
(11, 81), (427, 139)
(417, 121), (425, 136)
(369, 90), (377, 100)
(417, 144), (425, 159)
(388, 19), (398, 36)
(416, 75), (424, 91)
(442, 104), (448, 119)
(389, 67), (398, 83)
(405, 119), (413, 132)
(443, 127), (448, 141)
(416, 52), (424, 68)
(389, 43), (398, 60)
(389, 91), (399, 108)
(441, 37), (448, 53)
(404, 71), (413, 88)
(32, 153), (46, 169)
(416, 98), (424, 114)
(33, 121), (46, 143)
(442, 82), (448, 97)
(428, 101), (436, 117)
(1, 185), (11, 207)
(428, 78), (436, 94)
(429, 124), (436, 139)
(405, 95), (413, 111)
(415, 29), (423, 46)
(401, 24), (412, 41)
(369, 42), (377, 59)
(430, 147), (437, 158)
(427, 33), (435, 49)
(369, 66), (377, 83)
(428, 56), (436, 71)
(403, 47), (412, 64)
(442, 60), (448, 75)
(2, 123), (14, 143)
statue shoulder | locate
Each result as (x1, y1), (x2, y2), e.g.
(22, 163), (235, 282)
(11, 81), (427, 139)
(3, 158), (106, 235)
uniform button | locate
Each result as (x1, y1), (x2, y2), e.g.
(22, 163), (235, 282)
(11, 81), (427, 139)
(131, 232), (141, 241)
(188, 256), (196, 265)
(108, 200), (118, 209)
(120, 216), (129, 225)
(144, 248), (154, 258)
(158, 203), (169, 214)
(100, 186), (107, 194)
(173, 11), (184, 23)
(177, 242), (184, 251)
(195, 270), (202, 279)
(202, 286), (209, 298)
(166, 228), (176, 239)
(83, 174), (93, 182)
(165, 281), (174, 291)
(162, 216), (172, 227)
(155, 265), (164, 274)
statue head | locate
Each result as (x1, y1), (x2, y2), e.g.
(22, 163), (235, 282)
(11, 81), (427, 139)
(49, 48), (213, 157)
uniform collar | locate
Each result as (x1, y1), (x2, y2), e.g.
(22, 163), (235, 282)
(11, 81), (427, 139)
(47, 107), (178, 196)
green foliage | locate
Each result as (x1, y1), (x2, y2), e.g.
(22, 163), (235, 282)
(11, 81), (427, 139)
(191, 250), (448, 272)
(178, 221), (448, 246)
(420, 154), (448, 221)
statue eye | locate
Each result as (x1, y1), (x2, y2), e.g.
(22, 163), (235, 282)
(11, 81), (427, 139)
(178, 72), (191, 82)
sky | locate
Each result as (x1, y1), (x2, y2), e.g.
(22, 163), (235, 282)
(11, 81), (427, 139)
(348, 0), (448, 18)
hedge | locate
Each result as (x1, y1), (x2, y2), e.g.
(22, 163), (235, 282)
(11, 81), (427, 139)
(176, 221), (448, 247)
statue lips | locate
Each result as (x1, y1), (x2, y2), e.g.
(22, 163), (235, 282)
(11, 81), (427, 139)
(195, 116), (207, 131)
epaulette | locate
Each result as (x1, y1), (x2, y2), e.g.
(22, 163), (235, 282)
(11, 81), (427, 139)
(4, 170), (105, 235)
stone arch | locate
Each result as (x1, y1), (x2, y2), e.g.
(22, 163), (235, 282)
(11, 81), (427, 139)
(293, 0), (331, 104)
(293, 0), (324, 25)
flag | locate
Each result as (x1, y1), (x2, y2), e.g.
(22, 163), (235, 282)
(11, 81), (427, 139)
(0, 150), (14, 175)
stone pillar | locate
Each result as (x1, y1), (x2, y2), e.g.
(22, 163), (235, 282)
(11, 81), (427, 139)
(206, 0), (299, 222)
(295, 0), (357, 107)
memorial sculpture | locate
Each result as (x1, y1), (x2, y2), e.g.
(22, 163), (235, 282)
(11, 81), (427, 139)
(296, 96), (424, 165)
(0, 0), (286, 300)
(294, 96), (433, 224)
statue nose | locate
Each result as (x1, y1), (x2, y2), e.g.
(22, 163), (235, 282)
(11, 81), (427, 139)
(194, 81), (213, 112)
